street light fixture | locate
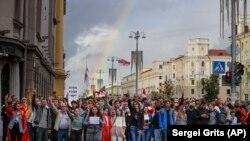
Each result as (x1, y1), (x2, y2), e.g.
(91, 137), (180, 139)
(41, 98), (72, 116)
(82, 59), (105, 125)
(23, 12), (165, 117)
(129, 31), (146, 95)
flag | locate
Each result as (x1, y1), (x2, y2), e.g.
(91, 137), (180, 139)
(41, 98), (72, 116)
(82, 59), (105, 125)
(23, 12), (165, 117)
(84, 65), (89, 86)
(117, 58), (130, 66)
(95, 89), (106, 97)
(142, 88), (148, 98)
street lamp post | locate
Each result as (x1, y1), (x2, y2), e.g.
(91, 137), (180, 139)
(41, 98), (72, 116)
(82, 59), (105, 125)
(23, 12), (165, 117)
(129, 31), (145, 95)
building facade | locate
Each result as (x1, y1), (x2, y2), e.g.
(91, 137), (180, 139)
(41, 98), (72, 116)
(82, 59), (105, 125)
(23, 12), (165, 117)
(0, 0), (58, 104)
(105, 84), (122, 98)
(54, 0), (67, 96)
(236, 16), (250, 101)
(164, 38), (231, 101)
(121, 38), (232, 101)
(121, 73), (136, 96)
(121, 62), (165, 98)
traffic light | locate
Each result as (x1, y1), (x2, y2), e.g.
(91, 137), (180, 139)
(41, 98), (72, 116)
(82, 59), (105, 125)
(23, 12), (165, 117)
(235, 62), (244, 84)
(225, 71), (231, 83)
(236, 62), (244, 76)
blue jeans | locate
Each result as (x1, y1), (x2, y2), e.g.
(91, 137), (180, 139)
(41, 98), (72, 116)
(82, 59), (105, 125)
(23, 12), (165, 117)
(142, 128), (150, 141)
(28, 123), (34, 141)
(154, 129), (161, 141)
(161, 129), (167, 141)
(130, 126), (142, 141)
(58, 129), (69, 141)
(36, 127), (48, 141)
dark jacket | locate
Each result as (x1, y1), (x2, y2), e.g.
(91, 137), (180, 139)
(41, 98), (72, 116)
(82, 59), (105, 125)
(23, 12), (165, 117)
(186, 108), (197, 125)
(127, 99), (143, 130)
(195, 108), (210, 125)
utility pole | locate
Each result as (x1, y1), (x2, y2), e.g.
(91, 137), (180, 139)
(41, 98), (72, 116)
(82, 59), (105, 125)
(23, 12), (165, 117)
(231, 0), (237, 103)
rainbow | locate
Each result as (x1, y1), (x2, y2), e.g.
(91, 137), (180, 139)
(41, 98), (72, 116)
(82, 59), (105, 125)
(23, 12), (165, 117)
(93, 0), (135, 83)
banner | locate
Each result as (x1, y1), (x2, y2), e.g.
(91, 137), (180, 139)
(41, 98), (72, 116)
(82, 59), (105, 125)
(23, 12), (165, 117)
(131, 51), (143, 73)
(109, 68), (117, 83)
(68, 85), (79, 107)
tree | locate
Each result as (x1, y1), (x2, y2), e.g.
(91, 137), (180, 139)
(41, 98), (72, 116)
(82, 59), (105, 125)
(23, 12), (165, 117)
(202, 74), (219, 101)
(160, 79), (174, 99)
(149, 91), (160, 100)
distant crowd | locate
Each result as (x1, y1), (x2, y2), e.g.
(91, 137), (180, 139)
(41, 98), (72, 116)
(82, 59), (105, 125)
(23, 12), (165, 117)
(1, 92), (250, 141)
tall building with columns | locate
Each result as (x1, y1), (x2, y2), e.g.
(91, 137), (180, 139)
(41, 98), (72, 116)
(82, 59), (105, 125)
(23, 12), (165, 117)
(0, 0), (57, 104)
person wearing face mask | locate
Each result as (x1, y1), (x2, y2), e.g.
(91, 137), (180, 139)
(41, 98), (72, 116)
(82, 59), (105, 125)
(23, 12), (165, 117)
(186, 101), (197, 125)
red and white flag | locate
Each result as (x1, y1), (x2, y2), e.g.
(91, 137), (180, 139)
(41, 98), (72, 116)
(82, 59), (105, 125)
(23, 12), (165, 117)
(142, 88), (148, 98)
(95, 89), (106, 97)
(84, 65), (89, 86)
(117, 58), (130, 66)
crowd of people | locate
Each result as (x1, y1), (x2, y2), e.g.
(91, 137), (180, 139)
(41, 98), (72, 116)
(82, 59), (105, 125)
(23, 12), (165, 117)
(1, 92), (250, 141)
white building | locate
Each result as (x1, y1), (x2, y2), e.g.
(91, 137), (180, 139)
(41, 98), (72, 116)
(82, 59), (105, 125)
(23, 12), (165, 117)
(105, 84), (122, 98)
(164, 38), (232, 101)
(121, 61), (165, 98)
(121, 38), (232, 101)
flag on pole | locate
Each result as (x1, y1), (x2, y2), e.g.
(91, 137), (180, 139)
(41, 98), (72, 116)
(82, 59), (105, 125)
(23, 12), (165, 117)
(117, 58), (130, 66)
(84, 65), (89, 87)
(142, 88), (148, 98)
(95, 89), (106, 97)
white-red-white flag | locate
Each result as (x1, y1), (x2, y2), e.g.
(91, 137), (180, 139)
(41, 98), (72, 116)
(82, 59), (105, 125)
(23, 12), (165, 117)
(95, 89), (106, 97)
(84, 65), (89, 86)
(142, 88), (148, 98)
(117, 58), (130, 66)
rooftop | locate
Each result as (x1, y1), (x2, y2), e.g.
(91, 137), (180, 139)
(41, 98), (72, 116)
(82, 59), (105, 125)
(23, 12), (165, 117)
(208, 49), (229, 56)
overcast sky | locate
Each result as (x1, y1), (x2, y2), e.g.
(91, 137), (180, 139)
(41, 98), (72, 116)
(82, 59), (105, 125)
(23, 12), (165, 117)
(64, 0), (235, 94)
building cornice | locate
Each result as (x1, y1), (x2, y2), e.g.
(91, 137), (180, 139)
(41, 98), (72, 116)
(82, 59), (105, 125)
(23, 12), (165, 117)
(0, 36), (26, 49)
(27, 45), (55, 75)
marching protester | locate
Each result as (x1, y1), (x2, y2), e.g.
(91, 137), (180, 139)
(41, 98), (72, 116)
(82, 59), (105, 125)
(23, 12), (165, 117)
(67, 108), (83, 141)
(33, 95), (52, 141)
(49, 96), (71, 141)
(102, 107), (112, 141)
(1, 91), (250, 141)
(84, 105), (104, 141)
(111, 109), (126, 141)
(7, 103), (25, 141)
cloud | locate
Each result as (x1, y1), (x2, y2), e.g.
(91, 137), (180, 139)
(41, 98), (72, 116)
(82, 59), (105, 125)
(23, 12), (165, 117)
(64, 0), (236, 95)
(65, 25), (119, 93)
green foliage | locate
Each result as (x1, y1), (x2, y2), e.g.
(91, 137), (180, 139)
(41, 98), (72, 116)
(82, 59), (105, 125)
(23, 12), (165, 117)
(202, 74), (219, 101)
(160, 79), (174, 99)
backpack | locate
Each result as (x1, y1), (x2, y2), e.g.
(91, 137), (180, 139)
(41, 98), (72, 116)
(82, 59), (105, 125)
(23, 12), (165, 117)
(218, 112), (228, 124)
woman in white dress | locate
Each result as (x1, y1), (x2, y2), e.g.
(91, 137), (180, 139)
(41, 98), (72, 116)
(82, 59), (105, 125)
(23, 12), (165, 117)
(111, 109), (126, 141)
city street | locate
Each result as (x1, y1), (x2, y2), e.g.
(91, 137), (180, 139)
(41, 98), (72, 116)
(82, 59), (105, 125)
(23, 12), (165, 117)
(0, 0), (249, 141)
